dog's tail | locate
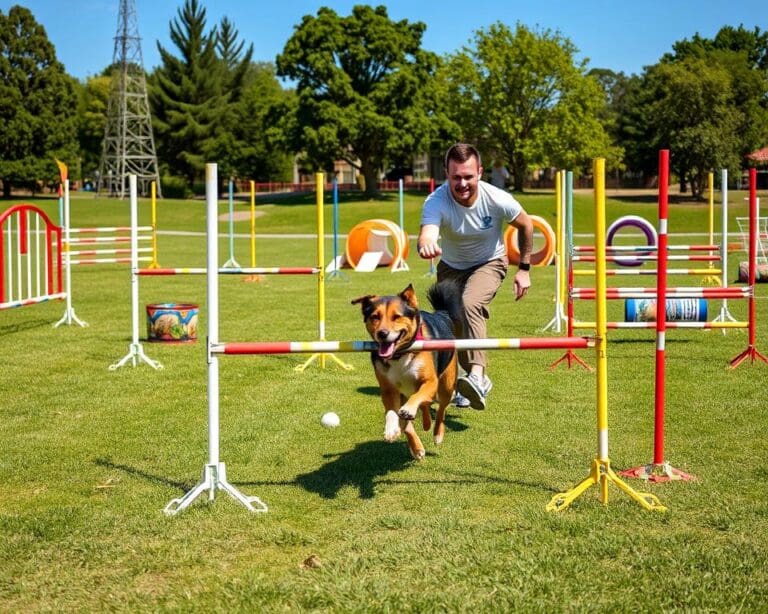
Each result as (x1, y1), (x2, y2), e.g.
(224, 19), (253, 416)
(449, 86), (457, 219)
(426, 280), (464, 334)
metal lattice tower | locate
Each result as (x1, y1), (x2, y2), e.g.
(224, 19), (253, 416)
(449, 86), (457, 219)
(97, 0), (161, 198)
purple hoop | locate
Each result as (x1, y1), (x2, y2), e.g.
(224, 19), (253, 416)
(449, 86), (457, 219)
(606, 215), (657, 267)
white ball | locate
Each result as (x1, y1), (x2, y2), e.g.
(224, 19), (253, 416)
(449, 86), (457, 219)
(320, 412), (340, 429)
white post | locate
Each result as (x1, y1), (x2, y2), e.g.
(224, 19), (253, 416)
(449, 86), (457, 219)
(713, 169), (736, 328)
(54, 179), (87, 327)
(164, 163), (267, 516)
(109, 176), (162, 370)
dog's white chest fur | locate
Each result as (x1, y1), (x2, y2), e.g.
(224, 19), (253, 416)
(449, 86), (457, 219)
(375, 353), (423, 396)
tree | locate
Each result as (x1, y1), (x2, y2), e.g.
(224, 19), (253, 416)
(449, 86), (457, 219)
(443, 23), (618, 192)
(149, 0), (227, 186)
(275, 5), (450, 198)
(638, 58), (743, 198)
(76, 72), (111, 182)
(0, 5), (77, 196)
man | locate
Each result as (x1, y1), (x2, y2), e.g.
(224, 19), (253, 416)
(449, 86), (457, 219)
(417, 143), (533, 410)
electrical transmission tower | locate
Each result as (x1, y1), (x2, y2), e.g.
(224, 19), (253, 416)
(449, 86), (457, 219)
(97, 0), (161, 198)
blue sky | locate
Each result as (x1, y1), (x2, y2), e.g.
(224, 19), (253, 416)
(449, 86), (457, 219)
(10, 0), (767, 82)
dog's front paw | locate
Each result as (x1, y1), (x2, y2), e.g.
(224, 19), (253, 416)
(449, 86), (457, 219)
(398, 407), (417, 421)
(384, 410), (401, 441)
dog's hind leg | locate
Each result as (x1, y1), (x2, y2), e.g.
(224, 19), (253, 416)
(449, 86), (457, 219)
(433, 399), (449, 445)
(420, 402), (432, 432)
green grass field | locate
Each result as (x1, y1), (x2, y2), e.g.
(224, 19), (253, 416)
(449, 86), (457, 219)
(1, 187), (766, 611)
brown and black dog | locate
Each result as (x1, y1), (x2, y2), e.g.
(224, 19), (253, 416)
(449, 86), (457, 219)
(351, 282), (463, 459)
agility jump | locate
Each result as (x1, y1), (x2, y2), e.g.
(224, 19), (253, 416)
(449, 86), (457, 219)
(0, 203), (64, 312)
(110, 173), (352, 372)
(162, 161), (666, 517)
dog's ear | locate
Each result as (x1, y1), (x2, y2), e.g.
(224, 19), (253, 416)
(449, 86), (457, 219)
(351, 294), (378, 319)
(399, 284), (419, 309)
(351, 294), (377, 307)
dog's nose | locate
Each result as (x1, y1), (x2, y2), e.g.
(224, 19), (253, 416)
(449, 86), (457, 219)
(377, 329), (390, 341)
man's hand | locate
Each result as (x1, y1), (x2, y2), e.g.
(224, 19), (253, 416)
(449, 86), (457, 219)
(513, 269), (530, 300)
(417, 240), (442, 259)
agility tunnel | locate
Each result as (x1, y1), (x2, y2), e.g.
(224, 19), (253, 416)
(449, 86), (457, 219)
(504, 214), (555, 266)
(344, 218), (409, 271)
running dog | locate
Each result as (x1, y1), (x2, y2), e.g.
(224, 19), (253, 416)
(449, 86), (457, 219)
(351, 282), (462, 459)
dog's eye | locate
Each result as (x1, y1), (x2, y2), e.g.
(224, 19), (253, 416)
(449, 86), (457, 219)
(369, 313), (381, 322)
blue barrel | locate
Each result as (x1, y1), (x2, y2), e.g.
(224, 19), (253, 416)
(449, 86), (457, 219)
(625, 298), (707, 322)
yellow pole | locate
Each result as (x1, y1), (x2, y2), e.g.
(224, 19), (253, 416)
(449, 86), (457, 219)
(703, 171), (721, 285)
(546, 158), (666, 513)
(148, 180), (160, 269)
(295, 173), (353, 372)
(594, 159), (610, 503)
(558, 170), (567, 313)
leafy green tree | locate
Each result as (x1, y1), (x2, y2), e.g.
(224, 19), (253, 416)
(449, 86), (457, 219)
(76, 73), (111, 182)
(275, 5), (450, 198)
(0, 5), (77, 196)
(443, 22), (618, 191)
(149, 0), (227, 186)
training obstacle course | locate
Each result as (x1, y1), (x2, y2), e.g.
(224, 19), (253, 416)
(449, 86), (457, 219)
(0, 203), (65, 311)
(163, 162), (666, 517)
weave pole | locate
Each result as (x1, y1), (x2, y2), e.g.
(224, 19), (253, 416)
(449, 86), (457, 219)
(546, 158), (666, 512)
(295, 172), (353, 372)
(243, 180), (264, 283)
(542, 170), (567, 332)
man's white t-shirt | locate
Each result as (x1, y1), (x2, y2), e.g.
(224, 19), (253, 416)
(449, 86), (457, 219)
(421, 181), (523, 270)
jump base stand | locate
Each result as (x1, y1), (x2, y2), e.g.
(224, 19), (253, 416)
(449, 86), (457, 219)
(619, 461), (695, 483)
(109, 342), (163, 371)
(164, 462), (268, 516)
(294, 351), (354, 373)
(549, 349), (593, 372)
(728, 345), (768, 369)
(547, 458), (667, 512)
(54, 307), (88, 328)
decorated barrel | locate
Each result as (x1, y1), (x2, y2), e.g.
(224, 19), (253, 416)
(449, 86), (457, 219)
(625, 298), (707, 322)
(146, 303), (199, 342)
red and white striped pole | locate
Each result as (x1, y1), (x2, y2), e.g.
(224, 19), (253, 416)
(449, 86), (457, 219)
(729, 167), (768, 368)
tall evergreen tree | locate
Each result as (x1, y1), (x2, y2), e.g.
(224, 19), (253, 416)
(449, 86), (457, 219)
(149, 0), (225, 186)
(0, 5), (77, 196)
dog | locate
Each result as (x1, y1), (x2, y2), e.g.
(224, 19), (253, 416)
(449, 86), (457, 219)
(351, 281), (463, 459)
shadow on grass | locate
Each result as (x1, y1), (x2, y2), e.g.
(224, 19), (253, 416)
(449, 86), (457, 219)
(292, 438), (552, 500)
(0, 318), (53, 337)
(95, 457), (195, 491)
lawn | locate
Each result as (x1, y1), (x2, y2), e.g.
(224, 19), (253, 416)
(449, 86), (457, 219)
(1, 185), (766, 611)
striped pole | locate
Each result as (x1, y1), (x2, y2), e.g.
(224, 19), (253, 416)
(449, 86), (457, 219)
(571, 287), (750, 299)
(729, 168), (768, 368)
(215, 336), (593, 355)
(138, 267), (319, 276)
(619, 150), (694, 482)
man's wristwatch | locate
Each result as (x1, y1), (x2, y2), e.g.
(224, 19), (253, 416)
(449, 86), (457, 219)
(519, 262), (531, 271)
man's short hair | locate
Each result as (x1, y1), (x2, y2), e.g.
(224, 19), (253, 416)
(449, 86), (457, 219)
(444, 143), (482, 170)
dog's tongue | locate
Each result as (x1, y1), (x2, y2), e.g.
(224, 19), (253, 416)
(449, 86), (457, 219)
(378, 341), (396, 359)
